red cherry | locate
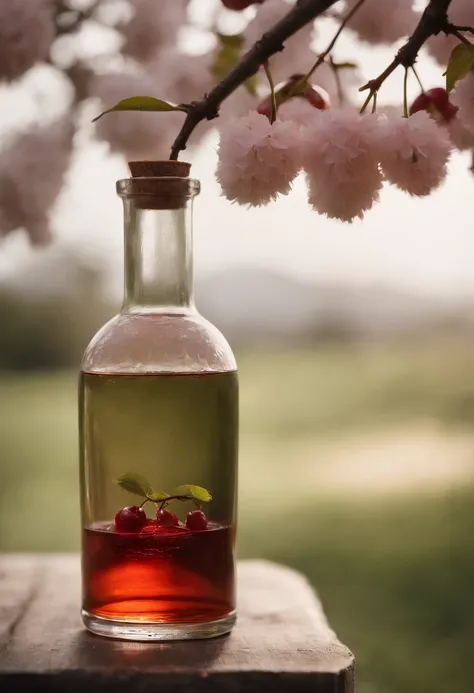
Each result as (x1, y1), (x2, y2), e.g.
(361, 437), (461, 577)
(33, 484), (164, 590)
(257, 95), (273, 118)
(186, 510), (208, 531)
(156, 508), (180, 526)
(114, 506), (147, 533)
(305, 85), (331, 110)
(410, 87), (458, 122)
(409, 92), (433, 114)
(221, 0), (263, 9)
(257, 80), (330, 120)
(425, 87), (450, 104)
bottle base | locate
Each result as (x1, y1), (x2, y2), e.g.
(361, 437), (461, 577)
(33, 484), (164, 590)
(82, 609), (236, 641)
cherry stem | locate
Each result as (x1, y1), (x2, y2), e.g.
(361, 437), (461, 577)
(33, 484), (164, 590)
(139, 494), (197, 510)
(403, 67), (409, 118)
(411, 65), (425, 92)
(359, 90), (376, 114)
(371, 91), (378, 114)
(329, 56), (345, 106)
(263, 60), (277, 123)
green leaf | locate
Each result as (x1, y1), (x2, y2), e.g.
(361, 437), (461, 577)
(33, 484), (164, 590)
(176, 485), (212, 503)
(331, 61), (358, 70)
(148, 491), (170, 502)
(115, 472), (153, 498)
(92, 96), (187, 123)
(445, 43), (474, 92)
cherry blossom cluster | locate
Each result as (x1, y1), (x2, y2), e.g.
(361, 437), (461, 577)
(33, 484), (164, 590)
(0, 118), (74, 245)
(0, 0), (54, 83)
(217, 96), (457, 221)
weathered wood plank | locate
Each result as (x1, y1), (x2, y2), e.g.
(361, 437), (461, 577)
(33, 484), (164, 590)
(0, 554), (46, 648)
(0, 556), (354, 692)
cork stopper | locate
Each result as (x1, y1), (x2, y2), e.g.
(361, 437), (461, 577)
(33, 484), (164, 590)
(122, 160), (197, 209)
(128, 160), (191, 178)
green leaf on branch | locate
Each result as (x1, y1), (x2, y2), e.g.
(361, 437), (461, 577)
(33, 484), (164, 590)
(148, 491), (170, 502)
(92, 96), (187, 122)
(445, 43), (474, 92)
(212, 33), (258, 97)
(330, 61), (358, 70)
(176, 485), (212, 503)
(115, 472), (153, 498)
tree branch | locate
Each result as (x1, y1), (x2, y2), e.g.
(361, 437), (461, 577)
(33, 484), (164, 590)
(301, 0), (367, 83)
(447, 24), (474, 37)
(447, 27), (474, 48)
(359, 0), (453, 96)
(169, 0), (339, 160)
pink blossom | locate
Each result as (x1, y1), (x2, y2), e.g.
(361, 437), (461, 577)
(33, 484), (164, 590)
(451, 72), (474, 147)
(0, 0), (54, 82)
(122, 0), (188, 62)
(216, 111), (301, 206)
(378, 104), (404, 119)
(378, 111), (451, 197)
(343, 0), (416, 45)
(218, 88), (259, 127)
(446, 117), (474, 151)
(277, 97), (322, 129)
(300, 108), (382, 221)
(0, 118), (74, 246)
(244, 0), (314, 82)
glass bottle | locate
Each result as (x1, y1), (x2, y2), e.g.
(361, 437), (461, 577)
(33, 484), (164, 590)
(79, 163), (238, 641)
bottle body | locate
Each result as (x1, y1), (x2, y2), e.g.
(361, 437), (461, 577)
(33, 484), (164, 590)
(79, 175), (238, 640)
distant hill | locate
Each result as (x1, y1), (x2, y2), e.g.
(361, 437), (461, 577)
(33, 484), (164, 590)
(195, 267), (471, 343)
(4, 255), (473, 345)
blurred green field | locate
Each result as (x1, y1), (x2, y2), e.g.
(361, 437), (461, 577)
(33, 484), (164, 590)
(1, 337), (474, 693)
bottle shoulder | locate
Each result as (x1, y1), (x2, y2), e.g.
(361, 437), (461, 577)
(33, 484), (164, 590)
(81, 311), (237, 375)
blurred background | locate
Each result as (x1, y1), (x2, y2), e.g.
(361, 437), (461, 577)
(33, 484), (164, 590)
(1, 1), (474, 692)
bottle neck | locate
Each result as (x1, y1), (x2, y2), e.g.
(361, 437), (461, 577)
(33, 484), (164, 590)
(122, 201), (194, 312)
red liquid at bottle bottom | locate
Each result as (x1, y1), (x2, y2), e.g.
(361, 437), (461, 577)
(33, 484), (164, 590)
(81, 521), (236, 640)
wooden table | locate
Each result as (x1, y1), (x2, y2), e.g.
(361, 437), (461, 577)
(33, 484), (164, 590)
(0, 556), (354, 692)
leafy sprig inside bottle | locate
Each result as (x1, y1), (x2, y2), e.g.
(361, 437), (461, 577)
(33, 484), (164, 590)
(113, 472), (212, 533)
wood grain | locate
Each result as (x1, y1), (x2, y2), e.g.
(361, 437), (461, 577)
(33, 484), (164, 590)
(0, 556), (354, 692)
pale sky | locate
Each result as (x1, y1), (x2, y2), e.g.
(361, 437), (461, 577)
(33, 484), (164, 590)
(0, 14), (473, 304)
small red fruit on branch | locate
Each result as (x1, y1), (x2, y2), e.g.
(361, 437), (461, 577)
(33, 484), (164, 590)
(156, 508), (180, 527)
(186, 510), (208, 531)
(221, 0), (264, 10)
(257, 74), (331, 121)
(113, 473), (212, 532)
(114, 506), (147, 533)
(409, 87), (458, 123)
